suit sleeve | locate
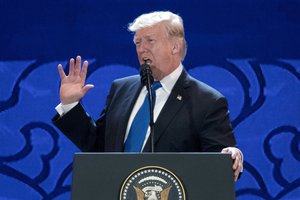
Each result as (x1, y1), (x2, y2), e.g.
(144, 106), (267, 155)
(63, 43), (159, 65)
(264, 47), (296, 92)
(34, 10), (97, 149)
(198, 97), (237, 152)
(52, 103), (105, 152)
(52, 80), (119, 152)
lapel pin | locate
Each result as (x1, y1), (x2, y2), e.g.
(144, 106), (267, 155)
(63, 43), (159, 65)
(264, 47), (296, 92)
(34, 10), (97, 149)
(177, 95), (182, 101)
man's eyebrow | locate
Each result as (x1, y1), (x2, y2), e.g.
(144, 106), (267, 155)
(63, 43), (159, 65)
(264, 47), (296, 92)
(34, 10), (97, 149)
(135, 33), (157, 38)
(145, 34), (156, 38)
(133, 33), (157, 43)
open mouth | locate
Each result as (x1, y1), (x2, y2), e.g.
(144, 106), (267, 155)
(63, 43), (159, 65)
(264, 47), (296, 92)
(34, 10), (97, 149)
(142, 57), (152, 65)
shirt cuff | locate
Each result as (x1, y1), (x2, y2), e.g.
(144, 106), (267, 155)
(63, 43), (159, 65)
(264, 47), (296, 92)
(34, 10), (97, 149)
(55, 101), (79, 116)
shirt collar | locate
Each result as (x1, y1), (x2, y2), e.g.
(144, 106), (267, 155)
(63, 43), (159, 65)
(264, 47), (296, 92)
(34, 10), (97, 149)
(160, 63), (183, 94)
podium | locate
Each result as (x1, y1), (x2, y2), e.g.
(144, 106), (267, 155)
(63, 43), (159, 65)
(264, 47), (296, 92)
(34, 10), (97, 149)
(71, 153), (236, 200)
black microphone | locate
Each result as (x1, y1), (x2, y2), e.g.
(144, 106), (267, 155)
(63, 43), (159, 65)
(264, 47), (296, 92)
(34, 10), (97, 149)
(139, 62), (155, 153)
(140, 62), (154, 87)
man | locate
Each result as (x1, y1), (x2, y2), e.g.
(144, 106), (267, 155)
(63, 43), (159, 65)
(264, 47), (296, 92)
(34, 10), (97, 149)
(53, 11), (243, 181)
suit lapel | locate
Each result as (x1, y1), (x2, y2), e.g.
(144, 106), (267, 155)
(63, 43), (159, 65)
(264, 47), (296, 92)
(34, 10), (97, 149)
(120, 81), (143, 135)
(143, 70), (190, 152)
(107, 77), (143, 151)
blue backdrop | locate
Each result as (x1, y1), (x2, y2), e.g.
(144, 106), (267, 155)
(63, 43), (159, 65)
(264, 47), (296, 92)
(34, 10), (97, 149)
(0, 0), (299, 199)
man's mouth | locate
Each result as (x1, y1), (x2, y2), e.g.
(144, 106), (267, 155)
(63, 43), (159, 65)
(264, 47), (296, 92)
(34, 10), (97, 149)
(142, 57), (152, 65)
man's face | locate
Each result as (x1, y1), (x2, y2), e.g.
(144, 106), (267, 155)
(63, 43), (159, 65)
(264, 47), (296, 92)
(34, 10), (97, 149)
(134, 23), (180, 80)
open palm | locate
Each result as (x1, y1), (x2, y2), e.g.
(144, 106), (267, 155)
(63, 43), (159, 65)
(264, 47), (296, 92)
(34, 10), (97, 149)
(58, 56), (94, 104)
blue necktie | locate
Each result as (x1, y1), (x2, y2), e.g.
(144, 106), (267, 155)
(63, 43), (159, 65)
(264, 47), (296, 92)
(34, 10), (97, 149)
(124, 81), (162, 152)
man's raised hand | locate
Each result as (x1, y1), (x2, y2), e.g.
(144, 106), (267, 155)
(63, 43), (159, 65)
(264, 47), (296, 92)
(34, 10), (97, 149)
(58, 56), (94, 105)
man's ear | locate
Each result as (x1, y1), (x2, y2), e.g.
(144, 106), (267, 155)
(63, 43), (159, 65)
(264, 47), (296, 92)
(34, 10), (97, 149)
(171, 38), (182, 55)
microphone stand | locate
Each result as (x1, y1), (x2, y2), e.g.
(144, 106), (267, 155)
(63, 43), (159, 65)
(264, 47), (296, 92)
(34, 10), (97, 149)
(140, 63), (155, 153)
(147, 73), (155, 153)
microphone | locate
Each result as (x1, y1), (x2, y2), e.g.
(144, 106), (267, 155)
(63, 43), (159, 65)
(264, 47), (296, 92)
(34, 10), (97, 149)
(140, 62), (154, 88)
(139, 62), (155, 153)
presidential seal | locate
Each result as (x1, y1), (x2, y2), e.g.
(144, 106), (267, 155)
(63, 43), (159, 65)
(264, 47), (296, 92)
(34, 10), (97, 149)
(120, 166), (186, 200)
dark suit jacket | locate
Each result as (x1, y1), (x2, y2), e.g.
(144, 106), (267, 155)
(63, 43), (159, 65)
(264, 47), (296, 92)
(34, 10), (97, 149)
(53, 69), (236, 152)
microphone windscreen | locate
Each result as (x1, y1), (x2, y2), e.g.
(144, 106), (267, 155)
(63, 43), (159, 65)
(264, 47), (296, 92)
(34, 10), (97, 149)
(140, 63), (154, 86)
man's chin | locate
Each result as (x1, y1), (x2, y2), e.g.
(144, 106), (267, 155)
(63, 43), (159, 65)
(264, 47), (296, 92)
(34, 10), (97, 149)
(152, 71), (164, 81)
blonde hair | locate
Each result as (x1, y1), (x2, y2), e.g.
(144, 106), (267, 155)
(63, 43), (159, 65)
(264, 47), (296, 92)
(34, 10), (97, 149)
(128, 11), (187, 60)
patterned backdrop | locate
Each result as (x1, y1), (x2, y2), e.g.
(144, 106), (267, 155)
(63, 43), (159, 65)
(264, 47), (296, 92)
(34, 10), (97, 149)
(0, 0), (299, 199)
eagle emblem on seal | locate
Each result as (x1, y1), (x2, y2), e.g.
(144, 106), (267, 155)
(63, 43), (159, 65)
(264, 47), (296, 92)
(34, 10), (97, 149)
(120, 166), (185, 200)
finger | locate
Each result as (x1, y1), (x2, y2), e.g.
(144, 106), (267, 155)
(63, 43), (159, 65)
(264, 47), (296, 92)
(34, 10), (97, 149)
(69, 58), (75, 76)
(221, 147), (233, 154)
(234, 169), (239, 182)
(231, 151), (238, 159)
(221, 148), (228, 153)
(234, 162), (242, 181)
(232, 150), (242, 167)
(82, 84), (94, 95)
(233, 166), (239, 181)
(227, 148), (239, 159)
(75, 55), (81, 76)
(58, 64), (66, 79)
(222, 148), (236, 159)
(232, 155), (239, 170)
(80, 60), (89, 82)
(222, 147), (237, 168)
